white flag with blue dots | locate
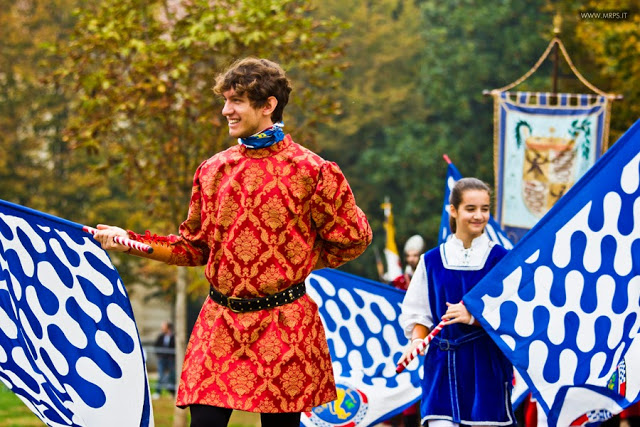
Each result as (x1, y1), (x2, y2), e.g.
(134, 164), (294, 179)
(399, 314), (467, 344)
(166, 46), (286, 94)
(0, 200), (153, 427)
(464, 120), (640, 426)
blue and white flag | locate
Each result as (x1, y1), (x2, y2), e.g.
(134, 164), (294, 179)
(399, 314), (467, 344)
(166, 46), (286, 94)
(464, 120), (640, 426)
(0, 199), (153, 427)
(439, 158), (514, 249)
(301, 269), (421, 427)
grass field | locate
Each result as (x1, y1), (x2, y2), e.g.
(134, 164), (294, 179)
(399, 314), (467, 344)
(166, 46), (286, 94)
(0, 383), (259, 427)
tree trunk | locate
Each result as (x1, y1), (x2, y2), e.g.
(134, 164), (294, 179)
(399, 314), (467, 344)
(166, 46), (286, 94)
(172, 266), (188, 427)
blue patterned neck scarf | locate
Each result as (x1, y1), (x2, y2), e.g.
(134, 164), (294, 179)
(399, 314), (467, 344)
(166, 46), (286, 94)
(238, 123), (285, 149)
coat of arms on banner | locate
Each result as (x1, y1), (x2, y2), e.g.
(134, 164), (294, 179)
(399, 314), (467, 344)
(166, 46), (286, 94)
(305, 382), (369, 426)
(492, 91), (611, 242)
(516, 117), (592, 216)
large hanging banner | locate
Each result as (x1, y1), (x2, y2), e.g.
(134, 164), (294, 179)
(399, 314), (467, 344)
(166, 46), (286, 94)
(492, 91), (611, 243)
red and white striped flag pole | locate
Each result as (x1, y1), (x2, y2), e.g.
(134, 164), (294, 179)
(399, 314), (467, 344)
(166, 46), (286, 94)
(83, 226), (154, 254)
(396, 301), (470, 373)
(396, 318), (447, 374)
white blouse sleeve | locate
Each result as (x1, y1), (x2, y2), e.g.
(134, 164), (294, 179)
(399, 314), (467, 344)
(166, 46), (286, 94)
(399, 256), (434, 338)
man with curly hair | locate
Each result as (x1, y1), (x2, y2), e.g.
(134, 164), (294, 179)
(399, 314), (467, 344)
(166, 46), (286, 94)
(93, 58), (372, 427)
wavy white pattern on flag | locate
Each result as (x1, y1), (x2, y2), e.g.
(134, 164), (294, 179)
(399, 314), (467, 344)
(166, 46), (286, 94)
(463, 120), (640, 426)
(301, 269), (421, 427)
(0, 199), (152, 427)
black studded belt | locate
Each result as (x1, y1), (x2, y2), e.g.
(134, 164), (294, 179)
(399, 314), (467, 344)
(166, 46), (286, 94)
(209, 282), (306, 313)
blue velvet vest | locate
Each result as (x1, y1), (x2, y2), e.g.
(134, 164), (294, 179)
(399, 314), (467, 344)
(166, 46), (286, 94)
(420, 244), (516, 425)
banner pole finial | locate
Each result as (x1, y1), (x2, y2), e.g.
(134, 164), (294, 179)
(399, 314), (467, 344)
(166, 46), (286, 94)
(553, 11), (562, 36)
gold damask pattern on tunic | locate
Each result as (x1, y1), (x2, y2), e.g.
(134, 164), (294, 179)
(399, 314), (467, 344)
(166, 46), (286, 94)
(128, 135), (372, 412)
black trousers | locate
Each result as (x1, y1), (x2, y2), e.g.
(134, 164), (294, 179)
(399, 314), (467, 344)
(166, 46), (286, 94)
(189, 404), (301, 427)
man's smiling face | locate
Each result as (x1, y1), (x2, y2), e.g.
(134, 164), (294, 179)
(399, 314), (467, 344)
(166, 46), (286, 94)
(221, 88), (274, 138)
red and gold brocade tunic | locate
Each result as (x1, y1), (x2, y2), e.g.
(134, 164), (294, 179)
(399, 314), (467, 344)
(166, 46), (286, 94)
(128, 135), (372, 413)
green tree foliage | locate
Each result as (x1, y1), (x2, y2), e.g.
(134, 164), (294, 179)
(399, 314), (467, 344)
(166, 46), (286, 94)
(0, 0), (72, 211)
(572, 0), (640, 141)
(405, 0), (555, 234)
(324, 0), (554, 279)
(0, 0), (137, 230)
(316, 0), (425, 145)
(345, 0), (636, 281)
(55, 0), (346, 235)
(314, 0), (426, 279)
(0, 0), (151, 295)
(52, 0), (347, 293)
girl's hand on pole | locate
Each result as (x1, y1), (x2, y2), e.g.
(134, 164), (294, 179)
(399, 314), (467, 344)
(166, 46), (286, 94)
(93, 224), (130, 252)
(443, 302), (475, 325)
(398, 338), (425, 366)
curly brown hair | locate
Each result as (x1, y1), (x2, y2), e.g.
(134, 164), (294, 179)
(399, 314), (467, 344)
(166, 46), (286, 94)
(213, 58), (292, 123)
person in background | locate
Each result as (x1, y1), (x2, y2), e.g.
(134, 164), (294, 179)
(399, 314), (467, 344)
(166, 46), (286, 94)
(398, 177), (514, 427)
(153, 321), (176, 399)
(391, 235), (425, 291)
(92, 57), (372, 427)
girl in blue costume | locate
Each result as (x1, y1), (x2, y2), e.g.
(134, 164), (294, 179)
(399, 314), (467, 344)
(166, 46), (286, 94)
(399, 178), (515, 427)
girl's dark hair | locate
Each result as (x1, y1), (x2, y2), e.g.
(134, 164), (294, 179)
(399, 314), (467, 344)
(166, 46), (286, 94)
(213, 58), (292, 123)
(449, 177), (492, 233)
